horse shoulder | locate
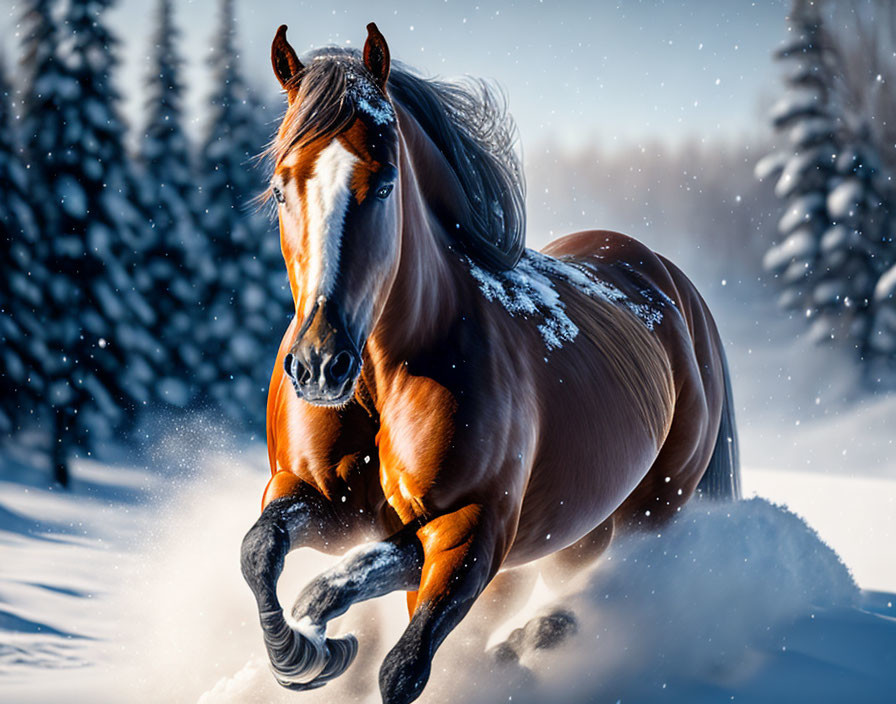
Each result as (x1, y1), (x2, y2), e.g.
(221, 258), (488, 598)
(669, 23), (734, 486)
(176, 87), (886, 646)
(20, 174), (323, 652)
(376, 348), (535, 532)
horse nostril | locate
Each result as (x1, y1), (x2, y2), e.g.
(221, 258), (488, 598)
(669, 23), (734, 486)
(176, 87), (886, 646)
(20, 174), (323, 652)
(329, 351), (354, 384)
(283, 353), (295, 378)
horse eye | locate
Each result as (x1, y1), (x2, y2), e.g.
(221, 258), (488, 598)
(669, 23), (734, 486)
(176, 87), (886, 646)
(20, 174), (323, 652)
(272, 186), (286, 204)
(375, 183), (394, 200)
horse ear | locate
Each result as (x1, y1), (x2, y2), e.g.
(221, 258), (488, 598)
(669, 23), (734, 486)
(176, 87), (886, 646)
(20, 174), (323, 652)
(271, 25), (304, 103)
(363, 22), (390, 90)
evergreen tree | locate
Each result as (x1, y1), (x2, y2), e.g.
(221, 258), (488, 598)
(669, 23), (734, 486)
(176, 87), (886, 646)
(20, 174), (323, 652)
(137, 0), (205, 409)
(757, 0), (895, 357)
(21, 0), (156, 485)
(0, 58), (46, 436)
(20, 0), (63, 232)
(821, 128), (891, 356)
(870, 262), (896, 365)
(198, 0), (287, 430)
(756, 0), (842, 334)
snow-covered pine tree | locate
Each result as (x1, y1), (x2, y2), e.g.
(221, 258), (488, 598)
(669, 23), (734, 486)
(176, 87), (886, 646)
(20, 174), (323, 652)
(756, 0), (842, 338)
(758, 0), (896, 363)
(19, 0), (61, 235)
(198, 0), (287, 430)
(137, 0), (205, 410)
(0, 57), (47, 437)
(20, 0), (157, 485)
(871, 262), (896, 366)
(821, 125), (891, 357)
(832, 0), (896, 372)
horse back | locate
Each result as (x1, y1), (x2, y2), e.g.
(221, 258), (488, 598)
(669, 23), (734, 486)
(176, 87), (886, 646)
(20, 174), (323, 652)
(552, 230), (728, 522)
(542, 230), (725, 407)
(506, 230), (726, 562)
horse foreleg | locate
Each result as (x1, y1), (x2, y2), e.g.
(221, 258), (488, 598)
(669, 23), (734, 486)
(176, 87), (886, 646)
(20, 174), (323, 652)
(240, 474), (356, 689)
(379, 504), (501, 704)
(292, 524), (423, 624)
(285, 525), (424, 687)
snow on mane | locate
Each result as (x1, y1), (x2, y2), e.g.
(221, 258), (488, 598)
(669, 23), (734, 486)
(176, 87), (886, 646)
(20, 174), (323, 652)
(345, 71), (395, 126)
(466, 249), (666, 350)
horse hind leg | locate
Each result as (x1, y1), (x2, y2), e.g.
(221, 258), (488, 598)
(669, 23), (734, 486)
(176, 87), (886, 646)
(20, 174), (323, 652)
(491, 608), (579, 665)
(490, 517), (614, 664)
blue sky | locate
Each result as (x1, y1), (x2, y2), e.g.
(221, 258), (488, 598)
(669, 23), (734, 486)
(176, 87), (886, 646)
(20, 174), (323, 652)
(3, 0), (788, 149)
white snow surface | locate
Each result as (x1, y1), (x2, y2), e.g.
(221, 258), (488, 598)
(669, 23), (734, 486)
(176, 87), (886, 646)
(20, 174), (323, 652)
(874, 262), (896, 301)
(753, 151), (787, 182)
(1, 434), (894, 703)
(770, 92), (822, 127)
(777, 192), (824, 234)
(827, 179), (864, 221)
(788, 116), (835, 149)
(762, 226), (816, 272)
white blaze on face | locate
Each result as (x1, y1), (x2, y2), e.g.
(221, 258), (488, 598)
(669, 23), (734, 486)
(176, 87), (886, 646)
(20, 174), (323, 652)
(295, 140), (358, 318)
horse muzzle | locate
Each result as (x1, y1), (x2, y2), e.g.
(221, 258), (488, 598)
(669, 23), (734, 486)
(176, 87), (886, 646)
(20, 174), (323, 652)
(284, 302), (363, 406)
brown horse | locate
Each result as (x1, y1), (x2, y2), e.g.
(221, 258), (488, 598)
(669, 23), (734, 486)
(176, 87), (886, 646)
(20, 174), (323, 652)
(240, 22), (740, 704)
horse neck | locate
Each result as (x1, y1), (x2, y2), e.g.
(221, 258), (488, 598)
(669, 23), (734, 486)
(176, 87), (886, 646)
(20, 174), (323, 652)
(368, 104), (469, 364)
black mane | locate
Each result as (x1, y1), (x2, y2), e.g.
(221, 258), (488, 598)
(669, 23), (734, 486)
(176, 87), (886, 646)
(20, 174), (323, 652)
(266, 48), (526, 272)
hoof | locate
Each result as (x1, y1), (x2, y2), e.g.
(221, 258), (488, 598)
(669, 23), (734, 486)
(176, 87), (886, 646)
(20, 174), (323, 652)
(379, 640), (431, 704)
(272, 634), (359, 690)
(488, 641), (520, 665)
(318, 634), (360, 681)
(525, 609), (578, 650)
(274, 673), (328, 691)
(490, 608), (579, 663)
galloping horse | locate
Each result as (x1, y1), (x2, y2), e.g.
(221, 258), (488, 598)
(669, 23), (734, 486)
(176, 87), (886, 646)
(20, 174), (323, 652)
(240, 22), (740, 704)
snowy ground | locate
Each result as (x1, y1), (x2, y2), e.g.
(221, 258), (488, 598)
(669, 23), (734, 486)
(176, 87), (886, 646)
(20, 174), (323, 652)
(1, 284), (895, 703)
(1, 453), (894, 703)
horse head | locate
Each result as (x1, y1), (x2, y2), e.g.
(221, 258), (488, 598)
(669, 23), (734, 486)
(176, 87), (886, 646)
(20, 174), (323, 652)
(267, 24), (400, 406)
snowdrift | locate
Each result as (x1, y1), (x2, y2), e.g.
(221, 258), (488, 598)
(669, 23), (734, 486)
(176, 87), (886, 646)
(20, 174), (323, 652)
(199, 495), (891, 704)
(2, 452), (892, 703)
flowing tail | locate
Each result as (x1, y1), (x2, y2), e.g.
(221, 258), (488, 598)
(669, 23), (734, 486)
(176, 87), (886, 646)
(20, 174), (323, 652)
(697, 344), (741, 500)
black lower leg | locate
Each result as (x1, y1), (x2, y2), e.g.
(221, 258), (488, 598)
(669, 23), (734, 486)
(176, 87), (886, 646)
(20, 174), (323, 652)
(241, 496), (307, 609)
(379, 568), (489, 704)
(379, 604), (439, 704)
(241, 491), (352, 687)
(292, 525), (424, 626)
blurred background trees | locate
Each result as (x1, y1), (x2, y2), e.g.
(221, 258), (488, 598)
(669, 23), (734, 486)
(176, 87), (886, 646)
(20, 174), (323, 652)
(137, 0), (206, 413)
(756, 0), (896, 376)
(198, 0), (291, 428)
(19, 0), (161, 485)
(0, 57), (45, 440)
(2, 0), (288, 485)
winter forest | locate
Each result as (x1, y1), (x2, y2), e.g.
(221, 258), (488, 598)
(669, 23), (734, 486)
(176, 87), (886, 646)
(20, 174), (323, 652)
(2, 0), (290, 486)
(1, 0), (895, 702)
